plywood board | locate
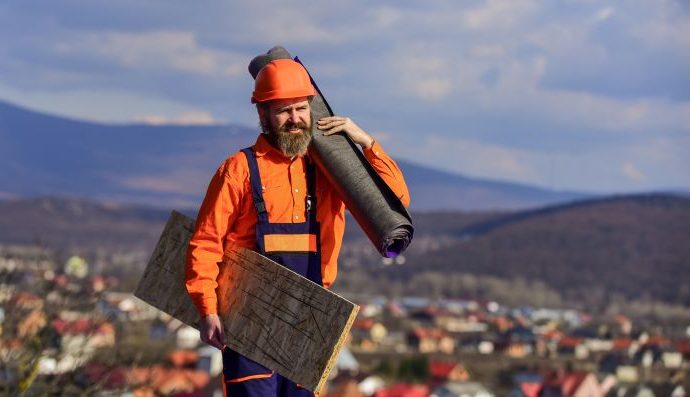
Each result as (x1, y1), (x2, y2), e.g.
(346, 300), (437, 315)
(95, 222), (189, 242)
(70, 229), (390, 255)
(134, 211), (359, 393)
(134, 211), (200, 328)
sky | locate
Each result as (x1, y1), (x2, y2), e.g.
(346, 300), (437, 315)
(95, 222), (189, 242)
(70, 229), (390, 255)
(1, 0), (689, 194)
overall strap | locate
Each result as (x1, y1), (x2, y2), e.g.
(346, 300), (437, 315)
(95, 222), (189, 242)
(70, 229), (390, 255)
(306, 157), (317, 221)
(241, 148), (269, 224)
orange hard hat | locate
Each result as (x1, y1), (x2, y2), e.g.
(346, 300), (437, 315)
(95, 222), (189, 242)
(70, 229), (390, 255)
(251, 59), (315, 104)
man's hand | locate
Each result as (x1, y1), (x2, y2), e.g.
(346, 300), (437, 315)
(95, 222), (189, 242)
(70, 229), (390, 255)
(317, 116), (375, 150)
(200, 314), (227, 350)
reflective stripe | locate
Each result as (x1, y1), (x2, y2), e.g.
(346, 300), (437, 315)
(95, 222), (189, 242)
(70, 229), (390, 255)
(264, 234), (317, 253)
(225, 372), (274, 383)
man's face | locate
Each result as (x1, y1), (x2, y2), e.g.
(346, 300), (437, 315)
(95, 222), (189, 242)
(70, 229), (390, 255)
(259, 97), (312, 157)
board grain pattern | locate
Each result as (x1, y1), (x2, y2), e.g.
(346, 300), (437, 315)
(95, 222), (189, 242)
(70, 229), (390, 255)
(134, 210), (359, 393)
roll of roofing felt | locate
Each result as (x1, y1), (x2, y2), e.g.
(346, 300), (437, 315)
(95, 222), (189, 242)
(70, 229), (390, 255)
(248, 47), (414, 257)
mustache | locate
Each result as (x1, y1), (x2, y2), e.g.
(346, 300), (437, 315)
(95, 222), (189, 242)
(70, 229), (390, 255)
(279, 120), (310, 133)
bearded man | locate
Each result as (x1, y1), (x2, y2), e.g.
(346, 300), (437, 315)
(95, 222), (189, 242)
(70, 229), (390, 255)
(186, 58), (409, 396)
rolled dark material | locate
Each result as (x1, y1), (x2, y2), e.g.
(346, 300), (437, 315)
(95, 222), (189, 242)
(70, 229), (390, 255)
(248, 47), (413, 257)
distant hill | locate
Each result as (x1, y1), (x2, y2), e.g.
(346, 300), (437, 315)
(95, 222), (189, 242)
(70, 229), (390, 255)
(0, 197), (171, 252)
(390, 193), (690, 309)
(1, 194), (688, 311)
(0, 99), (585, 211)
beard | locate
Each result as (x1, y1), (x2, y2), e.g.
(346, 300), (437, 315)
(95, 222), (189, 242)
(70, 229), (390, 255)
(262, 114), (313, 157)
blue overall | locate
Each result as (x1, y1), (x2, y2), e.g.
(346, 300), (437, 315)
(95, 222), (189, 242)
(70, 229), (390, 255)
(222, 148), (321, 397)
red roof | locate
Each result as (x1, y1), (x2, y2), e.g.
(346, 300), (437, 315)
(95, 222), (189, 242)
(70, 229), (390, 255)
(561, 373), (589, 396)
(326, 380), (366, 397)
(412, 328), (447, 340)
(519, 382), (542, 397)
(612, 338), (633, 351)
(540, 330), (564, 341)
(128, 366), (210, 394)
(558, 336), (584, 348)
(52, 318), (94, 335)
(375, 384), (429, 397)
(83, 363), (128, 389)
(643, 336), (669, 347)
(168, 350), (199, 368)
(352, 318), (376, 331)
(9, 292), (42, 308)
(675, 340), (690, 355)
(544, 371), (591, 396)
(428, 361), (459, 379)
(51, 318), (114, 337)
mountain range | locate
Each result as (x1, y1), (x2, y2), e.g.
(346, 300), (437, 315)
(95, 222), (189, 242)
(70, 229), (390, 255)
(0, 99), (584, 211)
(1, 194), (688, 313)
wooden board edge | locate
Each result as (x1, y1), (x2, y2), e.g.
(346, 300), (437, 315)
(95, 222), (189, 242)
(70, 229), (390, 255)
(132, 210), (198, 328)
(313, 303), (360, 394)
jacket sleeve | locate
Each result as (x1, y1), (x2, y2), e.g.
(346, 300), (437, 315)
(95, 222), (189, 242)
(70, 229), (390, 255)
(185, 162), (244, 317)
(363, 141), (411, 208)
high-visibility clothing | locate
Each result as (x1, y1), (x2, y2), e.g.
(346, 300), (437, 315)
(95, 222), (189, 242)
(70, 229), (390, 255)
(220, 147), (321, 394)
(185, 133), (410, 317)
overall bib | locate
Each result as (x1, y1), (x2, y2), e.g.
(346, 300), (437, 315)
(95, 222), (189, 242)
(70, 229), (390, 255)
(222, 147), (321, 397)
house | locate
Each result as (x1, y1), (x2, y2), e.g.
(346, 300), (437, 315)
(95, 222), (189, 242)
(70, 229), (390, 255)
(176, 325), (201, 349)
(52, 318), (115, 356)
(335, 347), (360, 375)
(325, 380), (366, 397)
(351, 318), (388, 350)
(509, 373), (543, 397)
(409, 328), (455, 354)
(409, 307), (439, 326)
(499, 326), (536, 358)
(430, 381), (494, 397)
(8, 292), (44, 311)
(598, 351), (634, 375)
(661, 351), (683, 369)
(540, 371), (602, 397)
(128, 366), (210, 395)
(169, 350), (199, 369)
(675, 340), (690, 361)
(557, 336), (584, 357)
(358, 375), (386, 396)
(17, 309), (46, 339)
(428, 361), (469, 382)
(615, 365), (639, 383)
(611, 338), (634, 354)
(196, 345), (223, 377)
(375, 383), (429, 397)
(435, 311), (488, 333)
(97, 292), (159, 321)
(82, 365), (211, 396)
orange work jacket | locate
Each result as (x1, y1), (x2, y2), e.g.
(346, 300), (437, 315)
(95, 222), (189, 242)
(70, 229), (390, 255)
(185, 133), (410, 316)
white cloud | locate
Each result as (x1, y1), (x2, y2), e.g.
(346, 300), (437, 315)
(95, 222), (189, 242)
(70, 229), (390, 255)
(366, 6), (402, 28)
(414, 79), (453, 101)
(462, 0), (537, 30)
(133, 111), (218, 126)
(410, 136), (541, 183)
(591, 7), (615, 23)
(398, 56), (454, 101)
(622, 162), (646, 182)
(53, 31), (246, 77)
(1, 0), (689, 194)
(469, 45), (506, 59)
(628, 1), (690, 51)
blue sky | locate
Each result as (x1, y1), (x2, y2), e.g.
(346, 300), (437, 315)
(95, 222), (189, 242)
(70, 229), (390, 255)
(1, 0), (688, 193)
